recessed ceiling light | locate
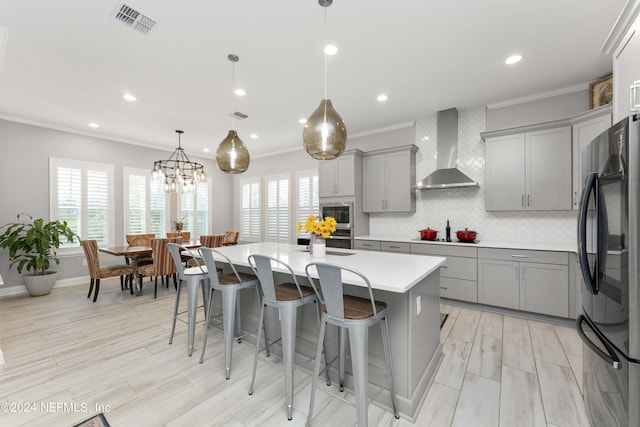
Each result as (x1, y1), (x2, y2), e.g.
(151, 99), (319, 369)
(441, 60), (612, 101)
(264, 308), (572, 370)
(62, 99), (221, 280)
(421, 136), (429, 141)
(203, 148), (210, 153)
(299, 118), (307, 124)
(123, 93), (137, 102)
(505, 55), (522, 65)
(324, 44), (338, 55)
(88, 122), (99, 128)
(250, 134), (258, 139)
(377, 94), (388, 102)
(235, 88), (246, 96)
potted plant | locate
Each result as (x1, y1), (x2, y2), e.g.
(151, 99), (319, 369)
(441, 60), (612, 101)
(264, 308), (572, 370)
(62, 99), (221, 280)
(0, 213), (77, 296)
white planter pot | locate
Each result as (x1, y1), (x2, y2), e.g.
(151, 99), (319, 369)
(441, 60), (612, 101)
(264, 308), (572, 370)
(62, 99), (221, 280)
(23, 271), (58, 296)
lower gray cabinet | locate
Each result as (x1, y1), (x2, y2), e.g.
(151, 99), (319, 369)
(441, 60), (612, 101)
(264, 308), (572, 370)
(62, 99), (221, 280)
(411, 243), (478, 303)
(478, 248), (569, 318)
(354, 240), (380, 251)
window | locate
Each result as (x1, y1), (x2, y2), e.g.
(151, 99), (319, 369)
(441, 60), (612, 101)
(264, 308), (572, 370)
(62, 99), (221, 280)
(296, 170), (319, 238)
(50, 158), (114, 247)
(123, 167), (167, 236)
(240, 177), (261, 241)
(179, 179), (211, 238)
(265, 174), (290, 243)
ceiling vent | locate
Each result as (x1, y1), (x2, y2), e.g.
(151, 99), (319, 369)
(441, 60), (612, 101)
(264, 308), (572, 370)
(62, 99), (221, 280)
(112, 2), (157, 35)
(233, 112), (248, 120)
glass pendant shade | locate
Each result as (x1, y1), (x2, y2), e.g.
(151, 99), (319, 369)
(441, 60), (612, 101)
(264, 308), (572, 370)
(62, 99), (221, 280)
(216, 130), (250, 173)
(303, 99), (347, 160)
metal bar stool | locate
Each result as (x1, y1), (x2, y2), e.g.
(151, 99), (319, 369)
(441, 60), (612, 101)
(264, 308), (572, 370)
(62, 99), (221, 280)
(199, 247), (268, 379)
(167, 243), (212, 356)
(304, 262), (399, 427)
(247, 254), (330, 421)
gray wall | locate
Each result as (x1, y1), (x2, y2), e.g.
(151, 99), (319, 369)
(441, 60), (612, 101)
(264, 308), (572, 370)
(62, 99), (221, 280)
(0, 119), (233, 290)
(486, 89), (589, 131)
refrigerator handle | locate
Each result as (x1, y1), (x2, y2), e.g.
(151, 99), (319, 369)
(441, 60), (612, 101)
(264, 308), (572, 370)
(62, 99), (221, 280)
(576, 315), (621, 369)
(578, 172), (598, 294)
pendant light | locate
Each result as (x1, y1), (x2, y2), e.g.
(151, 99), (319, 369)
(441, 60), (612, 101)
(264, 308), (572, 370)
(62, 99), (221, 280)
(303, 0), (347, 160)
(216, 54), (250, 174)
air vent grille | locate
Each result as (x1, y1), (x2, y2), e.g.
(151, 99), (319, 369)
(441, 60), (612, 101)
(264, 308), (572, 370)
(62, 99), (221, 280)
(112, 3), (156, 34)
(234, 112), (248, 120)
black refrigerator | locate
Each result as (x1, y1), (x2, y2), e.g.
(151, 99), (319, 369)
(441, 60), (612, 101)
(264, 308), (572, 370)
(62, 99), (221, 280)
(577, 114), (640, 427)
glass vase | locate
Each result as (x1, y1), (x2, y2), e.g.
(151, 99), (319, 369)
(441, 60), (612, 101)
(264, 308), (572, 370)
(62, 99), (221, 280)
(310, 235), (326, 258)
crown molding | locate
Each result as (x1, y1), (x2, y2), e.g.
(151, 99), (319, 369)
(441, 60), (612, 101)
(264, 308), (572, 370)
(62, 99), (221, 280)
(486, 82), (590, 110)
(602, 0), (640, 56)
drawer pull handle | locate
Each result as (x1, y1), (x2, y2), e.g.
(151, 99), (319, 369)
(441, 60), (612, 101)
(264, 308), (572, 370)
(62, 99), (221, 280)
(390, 245), (400, 249)
(440, 287), (448, 290)
(511, 254), (528, 258)
(440, 265), (448, 268)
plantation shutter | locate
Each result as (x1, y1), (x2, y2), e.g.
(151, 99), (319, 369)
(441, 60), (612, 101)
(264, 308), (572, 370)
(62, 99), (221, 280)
(296, 171), (319, 238)
(266, 174), (289, 243)
(240, 178), (261, 241)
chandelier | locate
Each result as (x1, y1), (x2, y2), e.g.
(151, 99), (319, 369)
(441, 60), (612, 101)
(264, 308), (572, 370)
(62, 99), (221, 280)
(302, 0), (347, 160)
(151, 130), (205, 193)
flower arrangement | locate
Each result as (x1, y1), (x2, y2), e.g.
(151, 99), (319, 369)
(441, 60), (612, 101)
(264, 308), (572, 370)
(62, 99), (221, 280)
(298, 215), (337, 239)
(172, 219), (184, 232)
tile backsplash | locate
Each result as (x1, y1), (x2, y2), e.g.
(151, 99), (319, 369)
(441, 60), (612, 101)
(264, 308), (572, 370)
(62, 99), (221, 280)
(369, 106), (577, 243)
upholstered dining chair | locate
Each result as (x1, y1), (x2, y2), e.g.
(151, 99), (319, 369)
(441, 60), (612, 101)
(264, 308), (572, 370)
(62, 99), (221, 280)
(137, 237), (181, 298)
(125, 233), (155, 267)
(222, 231), (239, 246)
(81, 240), (134, 302)
(199, 234), (225, 248)
(167, 231), (191, 241)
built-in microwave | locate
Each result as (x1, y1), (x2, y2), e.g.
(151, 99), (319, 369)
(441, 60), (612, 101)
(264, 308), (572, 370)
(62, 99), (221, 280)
(320, 202), (353, 229)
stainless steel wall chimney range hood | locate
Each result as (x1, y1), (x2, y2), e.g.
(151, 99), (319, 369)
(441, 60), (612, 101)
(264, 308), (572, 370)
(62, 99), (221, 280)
(416, 108), (479, 189)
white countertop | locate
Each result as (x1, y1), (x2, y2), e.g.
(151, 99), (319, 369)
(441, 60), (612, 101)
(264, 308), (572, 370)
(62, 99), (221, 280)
(356, 235), (577, 253)
(206, 242), (446, 294)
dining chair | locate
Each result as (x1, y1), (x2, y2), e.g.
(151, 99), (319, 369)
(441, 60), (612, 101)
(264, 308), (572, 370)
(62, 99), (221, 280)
(137, 237), (181, 298)
(199, 247), (267, 379)
(304, 262), (399, 427)
(167, 231), (191, 242)
(125, 233), (155, 266)
(222, 231), (239, 246)
(200, 234), (225, 248)
(247, 254), (329, 421)
(80, 240), (134, 302)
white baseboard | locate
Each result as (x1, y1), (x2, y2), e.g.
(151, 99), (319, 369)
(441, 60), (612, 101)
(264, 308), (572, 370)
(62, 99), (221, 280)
(0, 276), (88, 299)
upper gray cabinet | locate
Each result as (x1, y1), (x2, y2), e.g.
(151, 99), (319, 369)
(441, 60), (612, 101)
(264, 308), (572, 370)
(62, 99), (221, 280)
(571, 107), (612, 209)
(362, 145), (417, 213)
(318, 149), (362, 198)
(612, 18), (640, 123)
(483, 126), (572, 211)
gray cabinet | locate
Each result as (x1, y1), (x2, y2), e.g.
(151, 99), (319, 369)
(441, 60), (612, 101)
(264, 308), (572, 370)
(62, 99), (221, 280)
(613, 21), (640, 123)
(318, 150), (362, 197)
(411, 243), (478, 303)
(363, 145), (417, 213)
(484, 126), (572, 211)
(571, 108), (612, 209)
(478, 248), (569, 318)
(354, 239), (380, 251)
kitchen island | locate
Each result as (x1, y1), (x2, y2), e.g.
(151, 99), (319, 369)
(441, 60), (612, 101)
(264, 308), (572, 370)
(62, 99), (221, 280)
(207, 242), (446, 420)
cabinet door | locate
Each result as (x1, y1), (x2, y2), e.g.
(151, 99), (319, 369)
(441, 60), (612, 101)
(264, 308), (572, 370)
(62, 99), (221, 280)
(335, 155), (355, 196)
(526, 126), (572, 210)
(572, 114), (611, 209)
(614, 28), (640, 122)
(485, 134), (525, 211)
(318, 161), (336, 197)
(478, 259), (519, 309)
(385, 150), (412, 211)
(520, 262), (569, 317)
(363, 154), (385, 212)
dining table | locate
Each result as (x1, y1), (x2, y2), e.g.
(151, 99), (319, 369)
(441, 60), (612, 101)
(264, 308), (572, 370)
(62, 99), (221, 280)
(99, 240), (201, 295)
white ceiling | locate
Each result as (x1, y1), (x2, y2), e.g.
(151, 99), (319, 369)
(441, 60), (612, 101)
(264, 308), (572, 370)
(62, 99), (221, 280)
(0, 0), (626, 159)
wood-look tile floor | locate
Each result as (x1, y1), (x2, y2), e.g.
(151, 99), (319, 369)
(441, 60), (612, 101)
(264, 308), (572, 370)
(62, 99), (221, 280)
(0, 279), (589, 426)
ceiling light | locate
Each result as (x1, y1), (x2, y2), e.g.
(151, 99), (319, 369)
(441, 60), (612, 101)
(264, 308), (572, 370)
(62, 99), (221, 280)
(88, 122), (99, 128)
(324, 44), (338, 55)
(203, 148), (210, 153)
(216, 54), (250, 174)
(151, 130), (206, 193)
(234, 88), (246, 96)
(299, 118), (307, 124)
(250, 134), (258, 139)
(505, 55), (522, 65)
(421, 136), (429, 141)
(123, 93), (136, 102)
(303, 0), (347, 161)
(377, 94), (388, 102)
